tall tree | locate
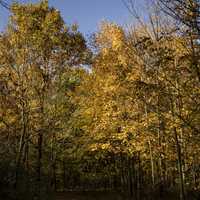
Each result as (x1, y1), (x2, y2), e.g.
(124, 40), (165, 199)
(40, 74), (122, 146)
(0, 0), (90, 199)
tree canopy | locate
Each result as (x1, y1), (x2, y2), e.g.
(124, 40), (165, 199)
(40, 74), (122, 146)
(0, 1), (199, 200)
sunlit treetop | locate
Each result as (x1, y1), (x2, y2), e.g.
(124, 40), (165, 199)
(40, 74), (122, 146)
(5, 0), (89, 66)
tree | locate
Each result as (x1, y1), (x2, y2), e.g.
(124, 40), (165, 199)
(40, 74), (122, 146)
(0, 1), (90, 199)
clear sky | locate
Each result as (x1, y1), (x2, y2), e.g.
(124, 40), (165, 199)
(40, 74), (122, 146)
(0, 0), (146, 36)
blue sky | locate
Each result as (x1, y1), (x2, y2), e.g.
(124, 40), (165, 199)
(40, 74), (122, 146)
(0, 0), (146, 36)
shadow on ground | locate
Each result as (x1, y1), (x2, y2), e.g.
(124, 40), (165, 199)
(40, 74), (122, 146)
(54, 191), (124, 200)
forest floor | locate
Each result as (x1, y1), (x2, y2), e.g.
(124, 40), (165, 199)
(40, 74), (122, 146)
(54, 191), (199, 200)
(54, 191), (124, 200)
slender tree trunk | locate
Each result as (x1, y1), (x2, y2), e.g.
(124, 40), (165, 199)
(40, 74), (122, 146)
(170, 96), (185, 200)
(15, 101), (26, 189)
(63, 160), (66, 190)
(53, 158), (57, 191)
(37, 131), (43, 199)
(128, 156), (133, 198)
(148, 140), (155, 186)
(174, 127), (185, 200)
(144, 102), (155, 187)
(23, 139), (30, 193)
(167, 57), (186, 200)
(136, 152), (141, 200)
(50, 132), (57, 191)
(36, 93), (45, 200)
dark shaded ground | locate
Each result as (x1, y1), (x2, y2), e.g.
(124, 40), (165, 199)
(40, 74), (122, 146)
(53, 191), (200, 200)
(54, 191), (124, 200)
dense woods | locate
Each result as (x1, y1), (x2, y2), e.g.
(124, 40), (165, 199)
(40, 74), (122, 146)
(0, 1), (199, 200)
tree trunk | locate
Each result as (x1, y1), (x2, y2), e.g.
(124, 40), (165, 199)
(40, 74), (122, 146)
(14, 102), (26, 189)
(174, 127), (185, 200)
(36, 131), (43, 199)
